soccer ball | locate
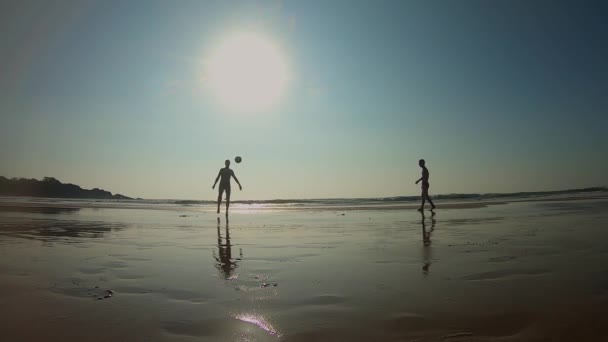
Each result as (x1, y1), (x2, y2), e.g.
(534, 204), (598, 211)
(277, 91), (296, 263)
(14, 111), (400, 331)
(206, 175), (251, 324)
(235, 156), (242, 163)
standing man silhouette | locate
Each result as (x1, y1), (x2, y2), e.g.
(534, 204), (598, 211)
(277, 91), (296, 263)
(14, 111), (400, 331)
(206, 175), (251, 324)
(415, 159), (435, 211)
(212, 160), (242, 215)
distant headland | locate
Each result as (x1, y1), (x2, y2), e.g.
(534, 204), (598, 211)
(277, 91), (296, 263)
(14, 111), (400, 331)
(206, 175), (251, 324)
(0, 177), (132, 200)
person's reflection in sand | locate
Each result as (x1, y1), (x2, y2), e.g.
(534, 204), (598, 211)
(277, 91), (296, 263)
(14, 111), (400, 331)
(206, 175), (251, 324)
(421, 211), (436, 276)
(213, 217), (242, 279)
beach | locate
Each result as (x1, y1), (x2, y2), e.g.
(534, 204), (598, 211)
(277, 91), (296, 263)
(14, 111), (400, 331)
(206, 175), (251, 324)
(1, 196), (608, 341)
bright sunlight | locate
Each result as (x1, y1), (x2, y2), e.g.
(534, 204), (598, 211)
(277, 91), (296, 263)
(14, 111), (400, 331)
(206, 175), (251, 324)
(206, 32), (289, 111)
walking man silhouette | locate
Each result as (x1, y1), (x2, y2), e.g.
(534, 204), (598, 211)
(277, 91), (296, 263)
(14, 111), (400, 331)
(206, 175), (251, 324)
(415, 159), (435, 211)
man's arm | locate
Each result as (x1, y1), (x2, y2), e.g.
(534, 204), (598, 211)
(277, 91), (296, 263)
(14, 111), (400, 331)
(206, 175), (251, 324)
(416, 169), (428, 184)
(232, 171), (242, 190)
(212, 170), (221, 189)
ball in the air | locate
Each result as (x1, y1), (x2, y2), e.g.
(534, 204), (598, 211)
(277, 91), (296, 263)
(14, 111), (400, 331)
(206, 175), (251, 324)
(235, 156), (242, 163)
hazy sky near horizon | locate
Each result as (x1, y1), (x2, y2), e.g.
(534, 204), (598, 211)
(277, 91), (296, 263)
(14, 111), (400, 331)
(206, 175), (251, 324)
(1, 0), (607, 200)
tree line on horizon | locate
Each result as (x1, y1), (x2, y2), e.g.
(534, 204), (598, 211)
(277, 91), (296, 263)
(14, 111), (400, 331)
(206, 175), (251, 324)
(0, 176), (131, 200)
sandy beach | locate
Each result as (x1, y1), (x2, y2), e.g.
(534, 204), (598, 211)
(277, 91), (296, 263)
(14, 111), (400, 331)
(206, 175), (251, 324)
(1, 197), (608, 341)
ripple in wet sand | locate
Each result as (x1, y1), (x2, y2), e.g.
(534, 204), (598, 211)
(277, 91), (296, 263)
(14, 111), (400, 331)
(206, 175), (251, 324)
(77, 266), (106, 275)
(300, 294), (347, 306)
(163, 319), (228, 337)
(160, 288), (211, 304)
(487, 255), (518, 263)
(463, 269), (549, 281)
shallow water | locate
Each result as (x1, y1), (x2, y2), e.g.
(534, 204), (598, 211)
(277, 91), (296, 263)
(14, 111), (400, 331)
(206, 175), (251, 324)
(1, 199), (608, 341)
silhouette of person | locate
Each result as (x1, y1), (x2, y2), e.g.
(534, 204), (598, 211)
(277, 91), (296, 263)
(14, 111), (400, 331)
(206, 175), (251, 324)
(415, 159), (435, 211)
(213, 217), (242, 279)
(212, 160), (242, 215)
(421, 210), (436, 276)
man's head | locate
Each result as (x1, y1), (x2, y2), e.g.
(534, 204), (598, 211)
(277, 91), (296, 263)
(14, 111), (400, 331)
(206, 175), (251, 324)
(225, 160), (230, 167)
(419, 159), (425, 167)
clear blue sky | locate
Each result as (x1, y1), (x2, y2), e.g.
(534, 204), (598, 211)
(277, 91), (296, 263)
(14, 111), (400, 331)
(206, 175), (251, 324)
(1, 0), (607, 199)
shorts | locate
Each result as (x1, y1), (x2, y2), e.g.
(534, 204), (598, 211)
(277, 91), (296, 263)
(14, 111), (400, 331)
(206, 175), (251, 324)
(219, 183), (231, 198)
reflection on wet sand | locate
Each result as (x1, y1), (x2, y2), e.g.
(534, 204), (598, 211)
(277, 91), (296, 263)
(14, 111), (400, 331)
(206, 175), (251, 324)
(0, 218), (125, 241)
(0, 206), (81, 215)
(213, 217), (243, 279)
(421, 211), (436, 276)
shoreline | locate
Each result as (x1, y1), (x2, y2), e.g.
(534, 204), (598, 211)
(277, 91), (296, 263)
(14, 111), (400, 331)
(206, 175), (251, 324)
(0, 194), (607, 213)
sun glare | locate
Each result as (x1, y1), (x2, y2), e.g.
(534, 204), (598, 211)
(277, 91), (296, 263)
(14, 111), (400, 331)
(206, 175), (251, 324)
(206, 32), (288, 111)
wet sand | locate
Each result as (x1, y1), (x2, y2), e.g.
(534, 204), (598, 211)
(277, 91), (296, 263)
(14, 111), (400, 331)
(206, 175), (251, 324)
(1, 198), (608, 341)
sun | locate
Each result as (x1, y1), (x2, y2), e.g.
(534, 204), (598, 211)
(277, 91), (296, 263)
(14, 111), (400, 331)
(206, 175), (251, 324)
(206, 32), (289, 111)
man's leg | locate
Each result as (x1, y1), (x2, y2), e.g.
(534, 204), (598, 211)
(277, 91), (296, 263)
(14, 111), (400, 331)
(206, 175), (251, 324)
(427, 193), (435, 210)
(217, 188), (224, 214)
(418, 189), (426, 211)
(225, 188), (231, 215)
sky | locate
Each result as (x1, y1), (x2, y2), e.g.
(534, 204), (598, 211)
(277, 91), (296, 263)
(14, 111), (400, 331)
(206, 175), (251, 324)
(1, 0), (607, 200)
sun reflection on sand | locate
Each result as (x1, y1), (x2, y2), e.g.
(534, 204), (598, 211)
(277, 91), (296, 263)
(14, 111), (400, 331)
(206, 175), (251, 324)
(234, 313), (280, 336)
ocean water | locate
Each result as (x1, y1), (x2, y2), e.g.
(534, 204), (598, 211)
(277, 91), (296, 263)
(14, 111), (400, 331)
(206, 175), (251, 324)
(0, 187), (606, 212)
